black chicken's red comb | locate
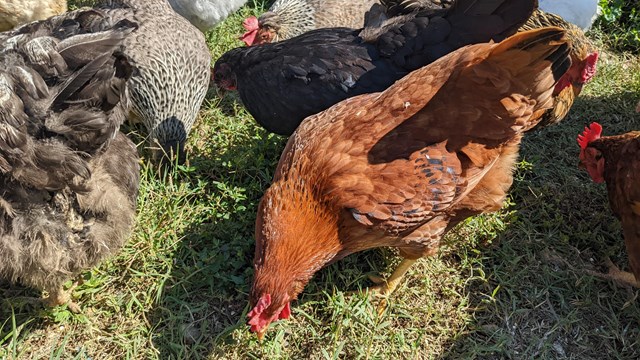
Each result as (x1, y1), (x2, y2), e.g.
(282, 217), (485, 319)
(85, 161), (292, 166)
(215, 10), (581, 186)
(577, 122), (602, 149)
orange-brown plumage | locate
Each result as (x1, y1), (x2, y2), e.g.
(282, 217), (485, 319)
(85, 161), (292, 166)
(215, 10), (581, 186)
(520, 9), (599, 128)
(578, 124), (640, 285)
(249, 27), (572, 339)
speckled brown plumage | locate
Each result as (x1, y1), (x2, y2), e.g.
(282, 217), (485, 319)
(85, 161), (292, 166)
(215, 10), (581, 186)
(248, 27), (571, 337)
(257, 0), (380, 43)
(581, 129), (640, 285)
(0, 11), (140, 311)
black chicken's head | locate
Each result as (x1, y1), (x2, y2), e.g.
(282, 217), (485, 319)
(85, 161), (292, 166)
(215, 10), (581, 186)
(212, 58), (237, 91)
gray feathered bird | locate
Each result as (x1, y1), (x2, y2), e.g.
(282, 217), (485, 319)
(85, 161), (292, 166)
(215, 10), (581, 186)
(99, 0), (211, 162)
(0, 10), (140, 312)
(4, 0), (213, 162)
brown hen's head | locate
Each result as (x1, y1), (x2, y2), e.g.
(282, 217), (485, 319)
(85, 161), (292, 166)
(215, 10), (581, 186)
(248, 183), (342, 340)
(241, 14), (279, 46)
(577, 122), (604, 183)
(247, 294), (291, 340)
(555, 51), (599, 95)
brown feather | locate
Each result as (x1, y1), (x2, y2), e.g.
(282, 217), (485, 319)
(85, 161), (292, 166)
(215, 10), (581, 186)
(249, 27), (572, 334)
(519, 9), (598, 128)
(589, 132), (640, 281)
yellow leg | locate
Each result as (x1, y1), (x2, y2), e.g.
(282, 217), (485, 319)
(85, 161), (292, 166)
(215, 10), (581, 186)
(586, 257), (640, 288)
(367, 258), (418, 315)
(43, 284), (81, 313)
(373, 258), (418, 296)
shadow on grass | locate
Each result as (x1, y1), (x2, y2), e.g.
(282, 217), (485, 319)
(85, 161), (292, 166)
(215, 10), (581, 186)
(146, 86), (640, 359)
(143, 100), (283, 358)
(437, 91), (640, 359)
(145, 90), (395, 359)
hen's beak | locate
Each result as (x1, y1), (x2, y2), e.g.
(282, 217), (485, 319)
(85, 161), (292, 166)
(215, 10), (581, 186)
(256, 328), (267, 341)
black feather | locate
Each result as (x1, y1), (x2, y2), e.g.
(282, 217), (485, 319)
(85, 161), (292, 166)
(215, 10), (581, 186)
(214, 0), (537, 135)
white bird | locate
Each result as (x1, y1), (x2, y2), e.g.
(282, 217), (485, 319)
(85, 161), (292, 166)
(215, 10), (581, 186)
(167, 0), (248, 32)
(539, 0), (600, 31)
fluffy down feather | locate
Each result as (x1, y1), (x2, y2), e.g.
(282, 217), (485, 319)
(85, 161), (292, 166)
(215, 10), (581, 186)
(0, 10), (140, 311)
(3, 0), (211, 163)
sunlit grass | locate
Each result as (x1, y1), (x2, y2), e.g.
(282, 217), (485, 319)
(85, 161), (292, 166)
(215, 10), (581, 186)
(2, 1), (640, 359)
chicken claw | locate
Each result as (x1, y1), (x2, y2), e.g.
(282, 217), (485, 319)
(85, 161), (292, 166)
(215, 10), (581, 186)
(44, 282), (82, 313)
(360, 259), (418, 315)
(586, 257), (640, 288)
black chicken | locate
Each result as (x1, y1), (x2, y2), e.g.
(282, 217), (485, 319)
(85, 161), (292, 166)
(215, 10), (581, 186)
(0, 11), (140, 312)
(213, 0), (537, 135)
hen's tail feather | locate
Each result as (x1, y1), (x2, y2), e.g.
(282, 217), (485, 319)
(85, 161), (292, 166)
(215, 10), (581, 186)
(52, 21), (137, 106)
(57, 26), (134, 68)
(371, 0), (538, 72)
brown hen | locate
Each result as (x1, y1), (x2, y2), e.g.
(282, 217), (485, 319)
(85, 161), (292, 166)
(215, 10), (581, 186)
(247, 27), (572, 339)
(380, 4), (600, 128)
(578, 123), (640, 288)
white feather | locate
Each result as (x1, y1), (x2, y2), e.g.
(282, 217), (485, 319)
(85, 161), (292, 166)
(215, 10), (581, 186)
(167, 0), (248, 32)
(539, 0), (601, 31)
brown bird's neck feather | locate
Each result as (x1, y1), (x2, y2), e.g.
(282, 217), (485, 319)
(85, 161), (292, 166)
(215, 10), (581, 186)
(590, 133), (640, 214)
(592, 134), (640, 179)
(253, 178), (343, 301)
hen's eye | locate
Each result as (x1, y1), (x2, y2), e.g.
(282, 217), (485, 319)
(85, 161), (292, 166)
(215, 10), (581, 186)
(595, 153), (603, 160)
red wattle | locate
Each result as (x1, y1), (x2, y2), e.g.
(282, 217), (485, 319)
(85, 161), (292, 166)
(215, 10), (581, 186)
(278, 302), (291, 320)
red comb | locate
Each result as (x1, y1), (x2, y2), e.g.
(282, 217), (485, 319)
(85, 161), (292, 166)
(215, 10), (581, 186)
(247, 294), (271, 332)
(577, 122), (602, 149)
(242, 16), (259, 31)
(248, 294), (270, 319)
(240, 16), (260, 46)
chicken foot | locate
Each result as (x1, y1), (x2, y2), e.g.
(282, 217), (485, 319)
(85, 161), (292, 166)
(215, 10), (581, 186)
(365, 258), (418, 315)
(43, 281), (82, 313)
(586, 257), (640, 288)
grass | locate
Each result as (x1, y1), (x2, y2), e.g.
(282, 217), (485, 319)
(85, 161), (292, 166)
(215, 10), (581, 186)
(2, 1), (640, 359)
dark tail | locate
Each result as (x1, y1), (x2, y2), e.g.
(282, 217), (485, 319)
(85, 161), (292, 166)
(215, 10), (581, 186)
(372, 0), (538, 71)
